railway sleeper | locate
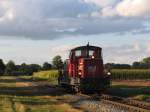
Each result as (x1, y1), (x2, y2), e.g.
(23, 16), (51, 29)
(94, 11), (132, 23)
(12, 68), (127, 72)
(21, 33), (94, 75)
(101, 99), (149, 112)
(101, 94), (150, 110)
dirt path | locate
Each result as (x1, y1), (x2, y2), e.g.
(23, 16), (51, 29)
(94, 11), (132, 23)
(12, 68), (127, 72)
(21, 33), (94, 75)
(15, 76), (49, 87)
(112, 80), (150, 87)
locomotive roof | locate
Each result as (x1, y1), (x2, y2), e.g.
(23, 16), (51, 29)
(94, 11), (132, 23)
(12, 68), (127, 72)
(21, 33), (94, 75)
(71, 45), (102, 51)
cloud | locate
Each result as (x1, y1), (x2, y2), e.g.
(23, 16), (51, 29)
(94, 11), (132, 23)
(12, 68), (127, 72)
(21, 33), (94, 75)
(83, 0), (117, 7)
(101, 6), (117, 17)
(116, 0), (150, 17)
(1, 38), (150, 64)
(103, 43), (150, 64)
(103, 0), (150, 18)
(0, 0), (96, 39)
(0, 0), (149, 40)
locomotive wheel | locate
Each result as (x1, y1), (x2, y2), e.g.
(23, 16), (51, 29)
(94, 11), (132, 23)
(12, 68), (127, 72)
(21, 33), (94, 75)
(75, 86), (81, 93)
(71, 85), (81, 93)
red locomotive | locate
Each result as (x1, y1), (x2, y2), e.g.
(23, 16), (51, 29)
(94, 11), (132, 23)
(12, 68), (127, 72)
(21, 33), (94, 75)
(58, 43), (110, 93)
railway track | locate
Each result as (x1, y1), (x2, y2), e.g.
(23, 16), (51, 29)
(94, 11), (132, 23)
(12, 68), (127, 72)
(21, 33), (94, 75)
(101, 94), (150, 110)
(78, 93), (150, 112)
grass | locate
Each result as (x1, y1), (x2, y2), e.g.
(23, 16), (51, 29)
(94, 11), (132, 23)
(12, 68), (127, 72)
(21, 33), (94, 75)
(0, 73), (81, 112)
(0, 70), (149, 111)
(107, 82), (150, 101)
(0, 95), (81, 112)
(32, 70), (59, 85)
(0, 71), (84, 112)
(133, 95), (150, 101)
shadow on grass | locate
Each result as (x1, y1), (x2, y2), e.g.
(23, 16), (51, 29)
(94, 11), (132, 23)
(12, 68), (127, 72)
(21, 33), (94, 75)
(0, 78), (47, 83)
(106, 85), (150, 97)
(0, 77), (83, 112)
(0, 77), (65, 97)
(0, 85), (66, 96)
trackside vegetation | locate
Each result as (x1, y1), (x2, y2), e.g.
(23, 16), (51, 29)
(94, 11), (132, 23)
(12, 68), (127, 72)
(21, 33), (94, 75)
(32, 70), (59, 84)
(32, 69), (150, 81)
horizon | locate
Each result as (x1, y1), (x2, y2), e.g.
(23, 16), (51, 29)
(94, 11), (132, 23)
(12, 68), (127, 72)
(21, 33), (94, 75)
(0, 0), (150, 65)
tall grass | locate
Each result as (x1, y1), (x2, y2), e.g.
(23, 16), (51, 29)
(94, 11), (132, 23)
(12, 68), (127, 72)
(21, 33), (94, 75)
(32, 70), (59, 84)
(33, 70), (59, 79)
(111, 69), (150, 80)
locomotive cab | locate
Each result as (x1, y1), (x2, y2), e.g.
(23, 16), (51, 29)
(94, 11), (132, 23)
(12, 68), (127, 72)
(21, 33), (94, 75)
(58, 44), (110, 93)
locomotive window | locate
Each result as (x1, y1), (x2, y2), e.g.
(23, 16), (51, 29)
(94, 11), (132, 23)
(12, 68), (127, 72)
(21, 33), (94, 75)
(89, 50), (94, 56)
(75, 50), (81, 56)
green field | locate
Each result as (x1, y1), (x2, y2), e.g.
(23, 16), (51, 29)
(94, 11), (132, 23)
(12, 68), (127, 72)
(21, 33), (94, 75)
(32, 69), (150, 80)
(0, 95), (72, 112)
(111, 69), (150, 80)
(32, 70), (59, 85)
(108, 83), (150, 101)
(32, 69), (150, 81)
(0, 73), (80, 112)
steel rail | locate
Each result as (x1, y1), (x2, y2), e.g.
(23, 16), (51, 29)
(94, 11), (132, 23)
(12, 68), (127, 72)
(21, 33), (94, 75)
(77, 93), (150, 112)
(101, 94), (150, 110)
(101, 99), (149, 112)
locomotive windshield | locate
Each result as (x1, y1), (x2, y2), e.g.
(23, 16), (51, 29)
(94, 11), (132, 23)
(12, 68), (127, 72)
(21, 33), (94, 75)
(75, 50), (81, 56)
(75, 49), (91, 57)
(70, 45), (102, 59)
(89, 50), (94, 56)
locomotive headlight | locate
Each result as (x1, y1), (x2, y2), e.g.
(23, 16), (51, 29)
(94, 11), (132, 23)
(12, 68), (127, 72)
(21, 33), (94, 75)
(107, 72), (111, 76)
(78, 72), (82, 75)
(78, 70), (82, 75)
(80, 62), (83, 65)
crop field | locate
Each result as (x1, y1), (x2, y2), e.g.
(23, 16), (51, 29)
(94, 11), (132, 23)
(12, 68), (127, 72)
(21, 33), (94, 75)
(111, 69), (150, 80)
(109, 69), (150, 101)
(33, 69), (150, 81)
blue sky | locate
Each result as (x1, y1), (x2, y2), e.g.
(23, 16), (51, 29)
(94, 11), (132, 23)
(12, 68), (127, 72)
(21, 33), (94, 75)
(0, 0), (150, 65)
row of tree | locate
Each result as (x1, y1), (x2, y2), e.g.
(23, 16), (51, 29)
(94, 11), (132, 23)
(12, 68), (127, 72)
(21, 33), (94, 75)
(1, 55), (150, 75)
(105, 57), (150, 69)
(0, 55), (63, 76)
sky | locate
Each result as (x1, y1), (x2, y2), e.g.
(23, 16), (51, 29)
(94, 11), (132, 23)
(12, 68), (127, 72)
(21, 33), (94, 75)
(0, 0), (150, 65)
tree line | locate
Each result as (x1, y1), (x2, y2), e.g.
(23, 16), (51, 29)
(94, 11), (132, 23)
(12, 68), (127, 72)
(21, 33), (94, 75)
(1, 55), (150, 76)
(105, 57), (150, 69)
(0, 55), (63, 76)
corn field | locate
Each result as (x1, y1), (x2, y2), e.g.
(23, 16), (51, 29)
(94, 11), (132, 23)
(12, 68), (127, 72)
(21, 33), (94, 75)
(111, 69), (150, 80)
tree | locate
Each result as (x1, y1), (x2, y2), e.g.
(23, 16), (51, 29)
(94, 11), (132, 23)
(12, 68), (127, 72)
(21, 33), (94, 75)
(132, 62), (141, 68)
(0, 59), (6, 75)
(13, 63), (42, 76)
(52, 55), (63, 69)
(28, 64), (41, 73)
(42, 62), (52, 70)
(141, 57), (150, 64)
(18, 63), (30, 75)
(5, 60), (16, 75)
(105, 63), (131, 69)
